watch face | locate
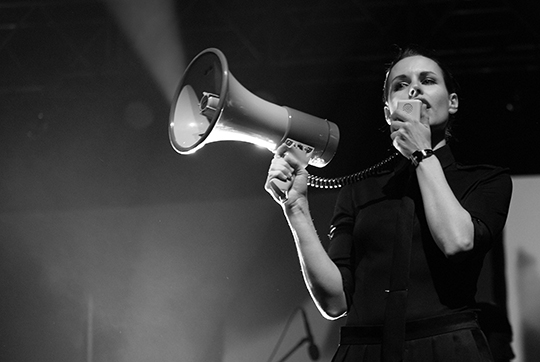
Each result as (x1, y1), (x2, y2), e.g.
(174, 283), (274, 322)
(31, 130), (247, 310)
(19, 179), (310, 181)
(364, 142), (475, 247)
(411, 149), (434, 167)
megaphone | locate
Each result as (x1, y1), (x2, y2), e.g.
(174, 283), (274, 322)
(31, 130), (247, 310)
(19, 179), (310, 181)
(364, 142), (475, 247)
(169, 48), (339, 166)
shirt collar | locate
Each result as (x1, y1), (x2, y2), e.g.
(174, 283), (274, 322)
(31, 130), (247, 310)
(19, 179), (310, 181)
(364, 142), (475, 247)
(434, 145), (455, 169)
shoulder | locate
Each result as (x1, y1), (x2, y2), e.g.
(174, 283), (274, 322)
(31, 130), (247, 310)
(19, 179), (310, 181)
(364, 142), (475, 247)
(455, 162), (509, 173)
(448, 162), (512, 200)
(454, 162), (511, 184)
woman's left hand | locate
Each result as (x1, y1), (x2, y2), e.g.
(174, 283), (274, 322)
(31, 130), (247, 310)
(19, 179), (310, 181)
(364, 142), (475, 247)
(389, 103), (432, 157)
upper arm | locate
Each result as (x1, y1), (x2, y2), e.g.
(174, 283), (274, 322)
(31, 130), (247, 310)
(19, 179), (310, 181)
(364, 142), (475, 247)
(452, 169), (512, 261)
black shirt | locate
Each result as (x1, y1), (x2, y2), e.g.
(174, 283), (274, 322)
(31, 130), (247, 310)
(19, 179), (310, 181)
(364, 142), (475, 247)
(328, 145), (512, 326)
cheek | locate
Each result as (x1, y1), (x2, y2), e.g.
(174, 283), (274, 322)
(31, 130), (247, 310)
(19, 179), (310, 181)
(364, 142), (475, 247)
(386, 96), (396, 110)
(386, 94), (407, 113)
(431, 93), (452, 114)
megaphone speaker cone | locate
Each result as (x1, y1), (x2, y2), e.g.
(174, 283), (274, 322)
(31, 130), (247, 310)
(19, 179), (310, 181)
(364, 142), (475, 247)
(169, 48), (340, 167)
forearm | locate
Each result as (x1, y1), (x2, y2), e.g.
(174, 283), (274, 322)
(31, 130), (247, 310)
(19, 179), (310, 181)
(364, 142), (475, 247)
(416, 156), (474, 256)
(283, 198), (347, 319)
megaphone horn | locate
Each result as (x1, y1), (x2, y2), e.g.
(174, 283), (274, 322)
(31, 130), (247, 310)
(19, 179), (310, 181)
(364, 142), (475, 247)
(169, 48), (340, 168)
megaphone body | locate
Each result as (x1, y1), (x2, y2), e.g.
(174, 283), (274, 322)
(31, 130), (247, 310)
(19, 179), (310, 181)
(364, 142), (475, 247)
(169, 48), (340, 199)
(169, 48), (339, 164)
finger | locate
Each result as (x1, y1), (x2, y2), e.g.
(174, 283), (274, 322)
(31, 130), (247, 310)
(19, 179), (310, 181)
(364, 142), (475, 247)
(267, 178), (291, 203)
(268, 159), (293, 181)
(390, 130), (404, 147)
(418, 103), (429, 126)
(391, 133), (409, 155)
(274, 143), (290, 158)
(390, 119), (407, 133)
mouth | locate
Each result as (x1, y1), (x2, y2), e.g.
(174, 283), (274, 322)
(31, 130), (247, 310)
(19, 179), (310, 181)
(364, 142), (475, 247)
(418, 98), (431, 108)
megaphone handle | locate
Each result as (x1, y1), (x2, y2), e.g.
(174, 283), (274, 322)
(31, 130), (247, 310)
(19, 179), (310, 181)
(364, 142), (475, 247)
(269, 140), (311, 203)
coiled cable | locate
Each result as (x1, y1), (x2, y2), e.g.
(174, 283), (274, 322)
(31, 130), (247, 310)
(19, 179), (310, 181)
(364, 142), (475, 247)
(307, 152), (400, 189)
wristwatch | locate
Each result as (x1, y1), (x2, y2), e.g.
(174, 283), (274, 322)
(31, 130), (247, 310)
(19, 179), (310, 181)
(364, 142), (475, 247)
(410, 149), (434, 167)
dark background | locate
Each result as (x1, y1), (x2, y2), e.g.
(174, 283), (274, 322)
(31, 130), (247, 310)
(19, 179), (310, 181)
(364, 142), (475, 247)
(1, 0), (539, 212)
(0, 1), (539, 361)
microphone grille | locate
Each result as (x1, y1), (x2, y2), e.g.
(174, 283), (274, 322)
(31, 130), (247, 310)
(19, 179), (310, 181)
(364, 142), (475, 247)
(402, 102), (414, 114)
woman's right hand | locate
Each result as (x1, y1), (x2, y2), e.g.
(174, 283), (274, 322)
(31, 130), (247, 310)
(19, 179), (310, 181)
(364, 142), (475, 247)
(264, 143), (309, 205)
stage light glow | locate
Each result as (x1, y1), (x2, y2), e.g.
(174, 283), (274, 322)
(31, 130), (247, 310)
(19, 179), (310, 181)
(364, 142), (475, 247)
(105, 0), (187, 101)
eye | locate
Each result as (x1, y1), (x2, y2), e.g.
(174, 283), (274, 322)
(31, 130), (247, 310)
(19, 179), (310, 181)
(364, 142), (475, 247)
(421, 77), (437, 85)
(393, 81), (408, 91)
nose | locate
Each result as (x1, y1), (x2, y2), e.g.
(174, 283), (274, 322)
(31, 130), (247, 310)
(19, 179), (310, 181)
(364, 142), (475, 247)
(408, 86), (420, 98)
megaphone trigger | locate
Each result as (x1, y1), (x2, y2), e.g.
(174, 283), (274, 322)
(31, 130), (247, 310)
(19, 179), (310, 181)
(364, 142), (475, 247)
(281, 138), (313, 166)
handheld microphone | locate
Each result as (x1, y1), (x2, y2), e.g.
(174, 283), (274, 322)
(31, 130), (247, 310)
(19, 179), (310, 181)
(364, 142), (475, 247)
(300, 308), (320, 360)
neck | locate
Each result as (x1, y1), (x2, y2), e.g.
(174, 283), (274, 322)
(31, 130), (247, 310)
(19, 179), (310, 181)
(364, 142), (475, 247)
(430, 126), (448, 150)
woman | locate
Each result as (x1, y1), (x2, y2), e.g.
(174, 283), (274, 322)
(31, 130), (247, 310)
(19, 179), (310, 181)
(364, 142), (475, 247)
(265, 47), (512, 361)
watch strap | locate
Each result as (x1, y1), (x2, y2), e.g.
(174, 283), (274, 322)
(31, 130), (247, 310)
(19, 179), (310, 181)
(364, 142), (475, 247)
(410, 149), (434, 167)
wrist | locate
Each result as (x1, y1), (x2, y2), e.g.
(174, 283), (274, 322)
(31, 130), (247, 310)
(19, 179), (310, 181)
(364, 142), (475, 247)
(410, 149), (435, 167)
(284, 196), (310, 218)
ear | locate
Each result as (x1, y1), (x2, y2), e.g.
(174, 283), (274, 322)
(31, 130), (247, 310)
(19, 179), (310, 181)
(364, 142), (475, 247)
(448, 93), (459, 114)
(384, 104), (392, 125)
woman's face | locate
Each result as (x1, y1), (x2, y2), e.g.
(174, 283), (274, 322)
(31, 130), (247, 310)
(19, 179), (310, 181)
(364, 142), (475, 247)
(385, 55), (458, 131)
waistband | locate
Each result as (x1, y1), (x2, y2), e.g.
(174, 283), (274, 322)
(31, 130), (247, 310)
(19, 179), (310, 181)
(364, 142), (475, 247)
(340, 311), (479, 345)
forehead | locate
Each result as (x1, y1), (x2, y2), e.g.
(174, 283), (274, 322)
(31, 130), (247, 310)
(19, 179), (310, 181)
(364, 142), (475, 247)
(389, 55), (443, 79)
